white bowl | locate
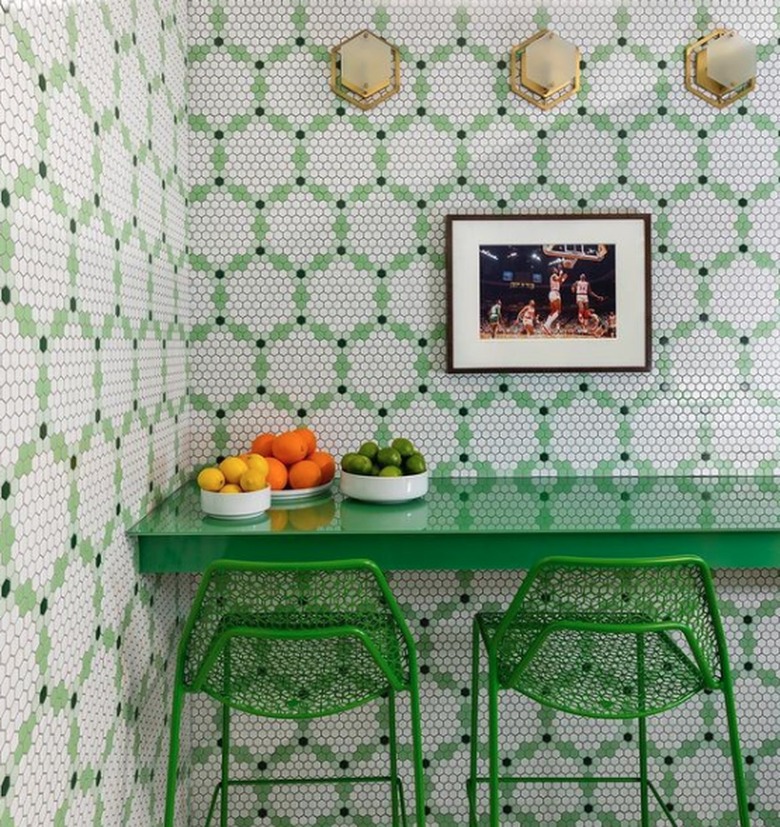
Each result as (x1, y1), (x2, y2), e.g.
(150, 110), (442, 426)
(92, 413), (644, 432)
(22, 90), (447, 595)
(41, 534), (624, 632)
(200, 486), (271, 519)
(339, 470), (428, 504)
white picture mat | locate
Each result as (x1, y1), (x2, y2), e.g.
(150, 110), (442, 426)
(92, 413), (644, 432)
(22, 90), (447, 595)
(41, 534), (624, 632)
(449, 216), (649, 371)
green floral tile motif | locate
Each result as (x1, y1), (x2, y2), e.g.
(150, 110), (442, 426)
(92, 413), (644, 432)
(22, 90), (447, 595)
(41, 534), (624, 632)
(1, 0), (188, 825)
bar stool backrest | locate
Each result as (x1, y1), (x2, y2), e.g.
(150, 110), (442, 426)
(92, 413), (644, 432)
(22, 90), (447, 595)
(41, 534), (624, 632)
(178, 559), (414, 718)
(494, 556), (725, 689)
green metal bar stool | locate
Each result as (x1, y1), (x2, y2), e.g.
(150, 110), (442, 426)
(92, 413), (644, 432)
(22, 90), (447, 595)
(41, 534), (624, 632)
(164, 559), (426, 826)
(468, 555), (751, 826)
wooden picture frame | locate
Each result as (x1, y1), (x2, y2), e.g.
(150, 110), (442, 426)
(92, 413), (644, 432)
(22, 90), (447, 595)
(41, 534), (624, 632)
(446, 214), (652, 373)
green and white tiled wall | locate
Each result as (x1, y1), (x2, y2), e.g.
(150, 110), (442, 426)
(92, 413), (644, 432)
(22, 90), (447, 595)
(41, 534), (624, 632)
(187, 0), (780, 477)
(3, 0), (780, 824)
(1, 0), (189, 825)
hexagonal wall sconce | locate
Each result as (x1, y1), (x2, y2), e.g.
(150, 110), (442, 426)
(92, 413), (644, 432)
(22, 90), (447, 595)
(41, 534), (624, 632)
(510, 30), (580, 110)
(685, 29), (756, 108)
(330, 30), (401, 110)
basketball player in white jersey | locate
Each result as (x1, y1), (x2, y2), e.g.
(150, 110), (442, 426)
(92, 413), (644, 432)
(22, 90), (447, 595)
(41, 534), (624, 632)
(542, 266), (568, 335)
(516, 299), (537, 335)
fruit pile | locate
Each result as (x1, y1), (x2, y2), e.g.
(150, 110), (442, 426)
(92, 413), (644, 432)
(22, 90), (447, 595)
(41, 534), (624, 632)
(341, 438), (427, 477)
(196, 428), (336, 493)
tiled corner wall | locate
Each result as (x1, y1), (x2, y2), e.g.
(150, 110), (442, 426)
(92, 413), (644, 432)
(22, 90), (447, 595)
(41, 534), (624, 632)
(184, 2), (780, 827)
(1, 0), (188, 824)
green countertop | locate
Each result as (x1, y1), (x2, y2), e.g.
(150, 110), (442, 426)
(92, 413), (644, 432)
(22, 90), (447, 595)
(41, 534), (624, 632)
(129, 476), (780, 572)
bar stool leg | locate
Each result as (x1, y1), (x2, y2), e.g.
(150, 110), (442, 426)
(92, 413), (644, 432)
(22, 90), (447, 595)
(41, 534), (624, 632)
(722, 680), (751, 827)
(164, 682), (185, 827)
(638, 715), (650, 827)
(408, 673), (427, 827)
(637, 635), (650, 827)
(221, 645), (231, 827)
(388, 688), (402, 826)
(468, 622), (480, 827)
(487, 648), (501, 827)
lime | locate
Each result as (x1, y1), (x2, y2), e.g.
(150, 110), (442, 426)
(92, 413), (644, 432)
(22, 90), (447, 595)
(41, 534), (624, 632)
(376, 447), (402, 468)
(391, 437), (416, 458)
(341, 453), (361, 472)
(404, 453), (427, 475)
(358, 441), (379, 460)
(370, 464), (381, 476)
(342, 453), (373, 475)
(379, 465), (403, 477)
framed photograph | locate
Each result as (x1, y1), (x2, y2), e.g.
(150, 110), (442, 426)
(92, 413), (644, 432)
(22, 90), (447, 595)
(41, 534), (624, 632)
(446, 214), (651, 373)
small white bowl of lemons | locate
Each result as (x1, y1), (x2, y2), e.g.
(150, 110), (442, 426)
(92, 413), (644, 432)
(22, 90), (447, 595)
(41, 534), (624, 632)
(197, 455), (271, 519)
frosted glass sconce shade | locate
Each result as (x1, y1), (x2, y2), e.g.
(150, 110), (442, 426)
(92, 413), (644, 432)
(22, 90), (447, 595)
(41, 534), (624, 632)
(685, 29), (756, 108)
(510, 30), (580, 110)
(330, 30), (401, 110)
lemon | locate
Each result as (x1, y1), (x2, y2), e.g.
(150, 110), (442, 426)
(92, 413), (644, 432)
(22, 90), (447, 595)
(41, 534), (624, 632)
(244, 454), (269, 476)
(240, 468), (267, 492)
(219, 456), (249, 484)
(220, 484), (242, 494)
(197, 467), (225, 492)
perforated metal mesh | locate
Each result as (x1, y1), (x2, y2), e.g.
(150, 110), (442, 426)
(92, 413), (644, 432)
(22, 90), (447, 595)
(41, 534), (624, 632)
(478, 560), (723, 719)
(183, 566), (410, 718)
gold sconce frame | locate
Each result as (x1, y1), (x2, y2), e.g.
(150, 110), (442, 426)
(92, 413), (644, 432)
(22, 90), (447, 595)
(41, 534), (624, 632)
(330, 29), (401, 111)
(509, 29), (580, 110)
(685, 29), (756, 109)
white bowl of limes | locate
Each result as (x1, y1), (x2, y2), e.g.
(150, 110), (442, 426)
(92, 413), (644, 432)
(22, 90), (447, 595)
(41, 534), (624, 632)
(339, 439), (428, 504)
(340, 470), (428, 504)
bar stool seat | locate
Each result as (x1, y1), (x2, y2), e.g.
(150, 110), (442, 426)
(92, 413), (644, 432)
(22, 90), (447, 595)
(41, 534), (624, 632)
(476, 609), (705, 719)
(165, 559), (426, 827)
(189, 607), (407, 718)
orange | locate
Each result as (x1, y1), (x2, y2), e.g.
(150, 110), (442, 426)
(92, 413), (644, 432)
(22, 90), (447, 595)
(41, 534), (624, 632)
(289, 505), (320, 531)
(272, 431), (309, 466)
(288, 460), (322, 490)
(268, 509), (288, 532)
(250, 432), (275, 457)
(265, 457), (289, 491)
(295, 427), (317, 456)
(308, 451), (336, 484)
